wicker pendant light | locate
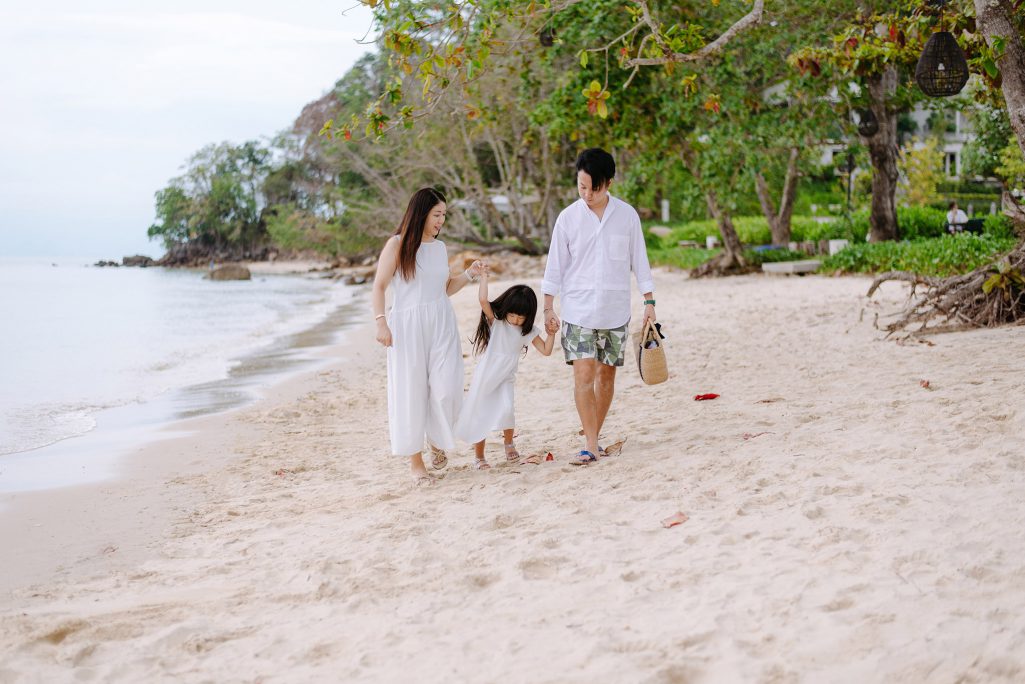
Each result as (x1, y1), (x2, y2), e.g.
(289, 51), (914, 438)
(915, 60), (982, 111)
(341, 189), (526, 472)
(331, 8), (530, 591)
(915, 31), (969, 97)
(857, 109), (879, 137)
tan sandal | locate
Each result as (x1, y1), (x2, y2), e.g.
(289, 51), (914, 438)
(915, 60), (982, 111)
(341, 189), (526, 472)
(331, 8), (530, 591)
(427, 444), (448, 470)
(504, 443), (520, 464)
(474, 457), (491, 470)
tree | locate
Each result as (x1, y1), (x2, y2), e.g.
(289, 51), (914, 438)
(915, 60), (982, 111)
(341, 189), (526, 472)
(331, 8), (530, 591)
(147, 141), (273, 264)
(899, 136), (944, 206)
(962, 104), (1013, 179)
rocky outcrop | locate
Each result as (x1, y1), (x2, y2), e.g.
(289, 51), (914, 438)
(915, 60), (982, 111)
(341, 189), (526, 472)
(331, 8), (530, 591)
(122, 255), (154, 267)
(206, 265), (252, 281)
(94, 260), (120, 267)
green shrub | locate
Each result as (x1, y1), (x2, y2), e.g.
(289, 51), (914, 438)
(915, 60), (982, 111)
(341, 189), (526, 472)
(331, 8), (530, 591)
(821, 233), (1016, 276)
(897, 205), (948, 240)
(983, 214), (1017, 240)
(743, 248), (809, 265)
(652, 215), (859, 247)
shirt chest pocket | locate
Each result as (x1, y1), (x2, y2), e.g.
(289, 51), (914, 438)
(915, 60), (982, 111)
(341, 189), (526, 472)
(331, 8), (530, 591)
(608, 235), (630, 261)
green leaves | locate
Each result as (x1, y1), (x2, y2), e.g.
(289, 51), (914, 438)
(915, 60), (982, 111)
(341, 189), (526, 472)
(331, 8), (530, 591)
(982, 261), (1025, 298)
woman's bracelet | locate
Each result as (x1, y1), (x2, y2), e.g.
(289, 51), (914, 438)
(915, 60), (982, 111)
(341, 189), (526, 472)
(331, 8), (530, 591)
(463, 269), (477, 282)
(374, 314), (386, 321)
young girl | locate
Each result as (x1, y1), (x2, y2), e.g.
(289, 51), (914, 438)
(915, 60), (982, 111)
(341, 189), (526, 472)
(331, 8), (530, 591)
(455, 267), (556, 469)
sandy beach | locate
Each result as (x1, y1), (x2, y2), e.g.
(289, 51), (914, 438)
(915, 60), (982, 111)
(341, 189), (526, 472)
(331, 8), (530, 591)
(3, 266), (1025, 683)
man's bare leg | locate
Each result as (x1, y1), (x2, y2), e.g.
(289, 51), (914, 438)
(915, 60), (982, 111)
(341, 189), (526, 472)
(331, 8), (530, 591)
(573, 359), (600, 455)
(594, 363), (617, 439)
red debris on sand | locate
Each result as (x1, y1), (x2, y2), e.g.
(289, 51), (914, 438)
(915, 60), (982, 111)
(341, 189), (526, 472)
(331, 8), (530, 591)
(920, 379), (931, 389)
(694, 393), (720, 401)
(661, 512), (689, 528)
(545, 452), (554, 462)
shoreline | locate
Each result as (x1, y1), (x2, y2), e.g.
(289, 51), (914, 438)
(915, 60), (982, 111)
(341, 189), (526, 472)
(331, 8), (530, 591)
(0, 310), (378, 596)
(3, 270), (1025, 681)
(0, 265), (364, 489)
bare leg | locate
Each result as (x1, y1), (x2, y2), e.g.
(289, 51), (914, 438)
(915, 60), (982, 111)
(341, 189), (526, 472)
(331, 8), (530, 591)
(594, 364), (617, 439)
(572, 360), (600, 455)
(502, 429), (520, 463)
(473, 439), (491, 470)
(410, 452), (431, 485)
(503, 428), (514, 445)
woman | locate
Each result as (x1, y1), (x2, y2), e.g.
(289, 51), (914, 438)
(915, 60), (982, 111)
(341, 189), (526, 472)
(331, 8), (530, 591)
(372, 188), (483, 486)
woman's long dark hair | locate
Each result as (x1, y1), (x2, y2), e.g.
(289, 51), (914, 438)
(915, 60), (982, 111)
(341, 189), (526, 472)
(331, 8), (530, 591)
(395, 187), (446, 281)
(471, 285), (538, 356)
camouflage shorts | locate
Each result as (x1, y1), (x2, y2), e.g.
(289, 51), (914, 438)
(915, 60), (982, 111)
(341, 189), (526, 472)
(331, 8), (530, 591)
(561, 321), (629, 367)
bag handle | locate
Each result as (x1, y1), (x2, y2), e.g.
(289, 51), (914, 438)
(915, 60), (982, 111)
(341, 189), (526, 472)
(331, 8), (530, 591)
(641, 319), (659, 345)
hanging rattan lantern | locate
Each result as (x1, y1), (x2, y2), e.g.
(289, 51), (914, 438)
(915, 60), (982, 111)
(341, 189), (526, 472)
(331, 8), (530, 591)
(857, 109), (879, 137)
(915, 31), (969, 97)
(539, 27), (555, 47)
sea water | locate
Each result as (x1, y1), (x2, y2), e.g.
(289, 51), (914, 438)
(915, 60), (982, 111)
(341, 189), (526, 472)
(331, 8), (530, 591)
(0, 257), (360, 490)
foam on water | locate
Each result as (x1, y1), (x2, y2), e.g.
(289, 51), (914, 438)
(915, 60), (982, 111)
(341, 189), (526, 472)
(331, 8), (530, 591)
(0, 258), (357, 457)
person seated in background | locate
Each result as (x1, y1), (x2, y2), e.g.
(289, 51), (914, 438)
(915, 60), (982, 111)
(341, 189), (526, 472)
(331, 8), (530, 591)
(946, 201), (968, 234)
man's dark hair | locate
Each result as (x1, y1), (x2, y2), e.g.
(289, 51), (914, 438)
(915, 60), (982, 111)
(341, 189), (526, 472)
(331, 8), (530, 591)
(575, 148), (616, 190)
(949, 201), (958, 210)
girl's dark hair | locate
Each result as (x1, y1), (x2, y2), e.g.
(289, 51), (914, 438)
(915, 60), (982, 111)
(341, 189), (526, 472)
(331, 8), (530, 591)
(575, 148), (616, 189)
(471, 285), (538, 356)
(395, 187), (446, 280)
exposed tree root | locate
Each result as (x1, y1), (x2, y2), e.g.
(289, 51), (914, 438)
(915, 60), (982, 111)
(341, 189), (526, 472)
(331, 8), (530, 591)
(866, 241), (1025, 335)
(689, 251), (757, 278)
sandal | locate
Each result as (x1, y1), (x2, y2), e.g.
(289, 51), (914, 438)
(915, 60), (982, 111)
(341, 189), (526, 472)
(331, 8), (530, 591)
(474, 457), (491, 470)
(522, 453), (541, 465)
(504, 443), (520, 464)
(427, 444), (448, 470)
(569, 450), (598, 466)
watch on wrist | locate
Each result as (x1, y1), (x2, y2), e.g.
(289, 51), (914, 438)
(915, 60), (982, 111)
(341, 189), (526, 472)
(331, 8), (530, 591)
(643, 299), (656, 306)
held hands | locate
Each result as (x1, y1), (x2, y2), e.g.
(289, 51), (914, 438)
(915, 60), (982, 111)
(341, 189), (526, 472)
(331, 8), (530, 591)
(466, 259), (486, 280)
(544, 308), (560, 334)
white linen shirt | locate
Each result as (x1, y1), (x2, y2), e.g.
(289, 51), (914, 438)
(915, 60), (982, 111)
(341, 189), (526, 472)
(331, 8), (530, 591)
(541, 195), (655, 330)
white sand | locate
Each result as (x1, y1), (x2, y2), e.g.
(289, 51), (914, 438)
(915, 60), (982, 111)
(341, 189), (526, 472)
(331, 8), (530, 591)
(3, 270), (1025, 683)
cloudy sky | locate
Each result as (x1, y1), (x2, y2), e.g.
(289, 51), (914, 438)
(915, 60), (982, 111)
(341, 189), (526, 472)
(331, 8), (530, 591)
(0, 1), (374, 259)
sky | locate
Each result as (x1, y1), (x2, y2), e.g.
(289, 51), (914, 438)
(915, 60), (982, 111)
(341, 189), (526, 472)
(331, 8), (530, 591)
(0, 1), (374, 259)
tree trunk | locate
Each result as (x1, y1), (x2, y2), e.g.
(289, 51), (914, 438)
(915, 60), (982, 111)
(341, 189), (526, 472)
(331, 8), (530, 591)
(864, 67), (899, 242)
(705, 188), (745, 261)
(754, 147), (800, 245)
(681, 143), (746, 273)
(975, 0), (1025, 159)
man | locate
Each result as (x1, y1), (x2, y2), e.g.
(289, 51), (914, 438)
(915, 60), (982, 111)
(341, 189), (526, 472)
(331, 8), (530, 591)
(541, 148), (656, 465)
(946, 201), (968, 234)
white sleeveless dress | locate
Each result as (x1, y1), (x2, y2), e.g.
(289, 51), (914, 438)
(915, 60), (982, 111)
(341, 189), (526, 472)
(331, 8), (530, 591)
(386, 239), (463, 456)
(455, 320), (541, 444)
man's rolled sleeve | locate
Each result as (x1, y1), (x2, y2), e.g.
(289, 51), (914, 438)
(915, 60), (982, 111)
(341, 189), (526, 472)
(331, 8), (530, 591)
(541, 221), (566, 296)
(631, 219), (655, 295)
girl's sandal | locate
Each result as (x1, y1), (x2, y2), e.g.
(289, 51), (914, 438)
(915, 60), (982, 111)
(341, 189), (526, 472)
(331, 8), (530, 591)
(504, 443), (521, 465)
(474, 457), (491, 470)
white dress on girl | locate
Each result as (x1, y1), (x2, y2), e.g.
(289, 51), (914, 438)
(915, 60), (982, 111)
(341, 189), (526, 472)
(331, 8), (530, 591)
(456, 319), (541, 444)
(386, 238), (464, 456)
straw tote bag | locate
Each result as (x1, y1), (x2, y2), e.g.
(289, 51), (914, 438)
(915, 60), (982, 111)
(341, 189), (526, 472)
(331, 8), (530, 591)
(634, 320), (668, 385)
